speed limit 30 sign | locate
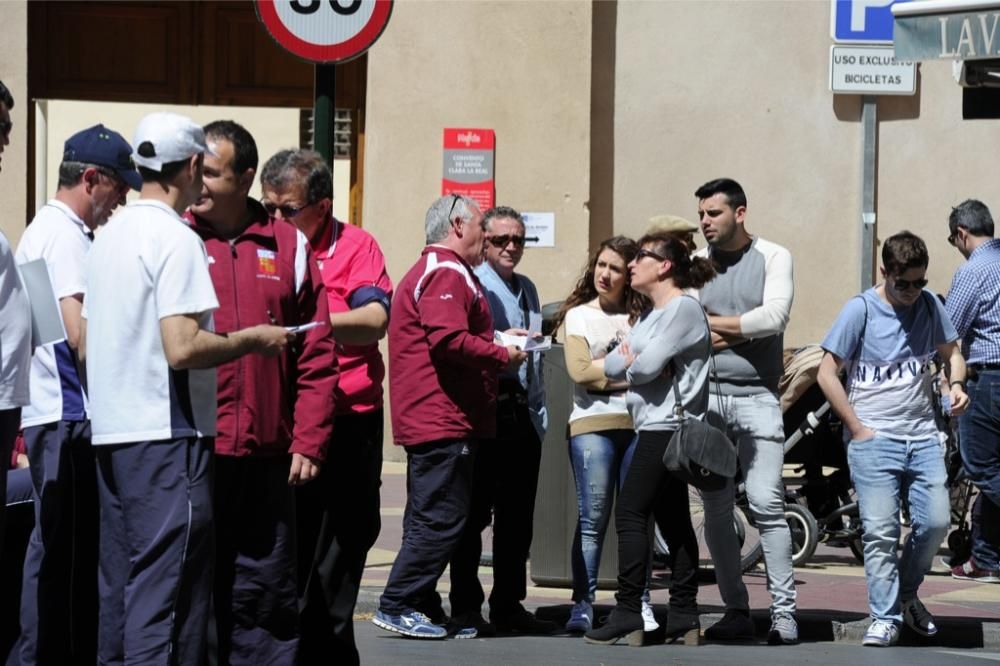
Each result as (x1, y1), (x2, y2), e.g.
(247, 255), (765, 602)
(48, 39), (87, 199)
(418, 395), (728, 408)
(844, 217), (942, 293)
(256, 0), (394, 64)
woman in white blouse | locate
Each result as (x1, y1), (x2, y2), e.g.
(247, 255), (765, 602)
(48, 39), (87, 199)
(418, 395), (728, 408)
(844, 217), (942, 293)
(551, 236), (648, 634)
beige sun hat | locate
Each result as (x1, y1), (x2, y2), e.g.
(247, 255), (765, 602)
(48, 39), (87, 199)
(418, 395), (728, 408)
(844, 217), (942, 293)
(646, 214), (699, 235)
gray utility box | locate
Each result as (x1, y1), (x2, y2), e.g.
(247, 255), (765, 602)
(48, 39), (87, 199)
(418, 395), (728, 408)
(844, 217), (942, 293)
(530, 344), (620, 589)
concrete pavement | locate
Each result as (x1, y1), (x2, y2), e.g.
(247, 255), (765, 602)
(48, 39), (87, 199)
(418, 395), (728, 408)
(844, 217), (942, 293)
(358, 461), (1000, 649)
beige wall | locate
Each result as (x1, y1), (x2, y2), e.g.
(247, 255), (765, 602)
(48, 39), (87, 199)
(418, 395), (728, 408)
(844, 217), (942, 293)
(36, 101), (351, 221)
(0, 1), (28, 247)
(364, 0), (593, 308)
(613, 0), (864, 346)
(612, 1), (1000, 346)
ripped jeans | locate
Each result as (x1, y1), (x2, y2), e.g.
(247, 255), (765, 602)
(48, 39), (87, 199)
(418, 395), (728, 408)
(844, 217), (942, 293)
(568, 429), (637, 602)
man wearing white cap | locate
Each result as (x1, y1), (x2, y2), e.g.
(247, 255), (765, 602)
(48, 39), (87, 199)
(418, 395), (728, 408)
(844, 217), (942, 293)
(81, 112), (293, 665)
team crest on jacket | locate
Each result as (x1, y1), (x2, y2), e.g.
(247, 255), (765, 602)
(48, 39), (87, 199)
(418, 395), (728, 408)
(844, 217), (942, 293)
(257, 249), (279, 280)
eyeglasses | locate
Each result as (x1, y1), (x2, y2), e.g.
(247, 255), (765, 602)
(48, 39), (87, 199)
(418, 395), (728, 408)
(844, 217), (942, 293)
(446, 193), (461, 221)
(487, 234), (526, 248)
(948, 229), (961, 246)
(636, 248), (667, 262)
(892, 277), (929, 291)
(95, 167), (128, 195)
(0, 120), (11, 137)
(262, 200), (314, 219)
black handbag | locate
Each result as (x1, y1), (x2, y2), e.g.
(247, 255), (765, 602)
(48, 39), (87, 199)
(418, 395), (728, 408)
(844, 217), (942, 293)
(662, 350), (737, 491)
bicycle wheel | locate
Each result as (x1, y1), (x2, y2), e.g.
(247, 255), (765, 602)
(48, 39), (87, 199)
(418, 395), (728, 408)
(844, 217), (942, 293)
(784, 502), (819, 566)
(688, 486), (762, 573)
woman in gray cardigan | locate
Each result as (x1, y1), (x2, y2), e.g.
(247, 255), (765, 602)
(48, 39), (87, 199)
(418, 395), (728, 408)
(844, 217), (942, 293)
(584, 230), (747, 647)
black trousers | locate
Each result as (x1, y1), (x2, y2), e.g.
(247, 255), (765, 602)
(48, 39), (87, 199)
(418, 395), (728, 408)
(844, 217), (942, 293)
(297, 410), (383, 666)
(615, 430), (698, 616)
(212, 455), (298, 666)
(449, 397), (543, 618)
(0, 407), (20, 555)
(19, 419), (98, 666)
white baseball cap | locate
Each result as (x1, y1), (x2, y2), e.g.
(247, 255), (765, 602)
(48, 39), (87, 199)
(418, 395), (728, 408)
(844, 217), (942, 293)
(132, 112), (216, 171)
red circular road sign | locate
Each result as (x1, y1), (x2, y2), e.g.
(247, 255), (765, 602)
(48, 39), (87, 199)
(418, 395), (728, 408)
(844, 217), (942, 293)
(255, 0), (393, 64)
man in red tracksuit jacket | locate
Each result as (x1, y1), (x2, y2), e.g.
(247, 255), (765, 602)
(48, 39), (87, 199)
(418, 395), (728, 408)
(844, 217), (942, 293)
(372, 194), (526, 640)
(186, 121), (338, 664)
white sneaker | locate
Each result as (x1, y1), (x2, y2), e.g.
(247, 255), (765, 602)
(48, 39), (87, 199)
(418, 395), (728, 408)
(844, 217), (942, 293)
(565, 600), (593, 633)
(641, 600), (659, 632)
(862, 619), (899, 647)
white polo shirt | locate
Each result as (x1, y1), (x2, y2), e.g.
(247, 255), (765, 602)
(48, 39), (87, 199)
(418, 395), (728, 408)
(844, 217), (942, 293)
(15, 200), (91, 427)
(83, 199), (219, 445)
(0, 229), (31, 411)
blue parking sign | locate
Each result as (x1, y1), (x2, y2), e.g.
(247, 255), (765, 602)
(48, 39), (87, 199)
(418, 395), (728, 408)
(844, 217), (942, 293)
(831, 0), (909, 43)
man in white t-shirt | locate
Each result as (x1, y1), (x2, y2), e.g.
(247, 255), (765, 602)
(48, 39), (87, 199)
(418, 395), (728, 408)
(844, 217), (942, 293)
(818, 231), (968, 647)
(14, 123), (139, 666)
(0, 79), (32, 557)
(81, 112), (293, 666)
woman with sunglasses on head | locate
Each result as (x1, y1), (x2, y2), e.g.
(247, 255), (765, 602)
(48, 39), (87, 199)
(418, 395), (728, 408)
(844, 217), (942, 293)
(551, 236), (648, 634)
(583, 230), (745, 647)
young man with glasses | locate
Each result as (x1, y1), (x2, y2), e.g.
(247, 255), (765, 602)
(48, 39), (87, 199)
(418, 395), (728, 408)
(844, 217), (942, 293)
(260, 149), (393, 665)
(944, 199), (1000, 584)
(13, 123), (140, 665)
(693, 178), (798, 644)
(448, 206), (555, 637)
(817, 231), (968, 647)
(186, 123), (338, 664)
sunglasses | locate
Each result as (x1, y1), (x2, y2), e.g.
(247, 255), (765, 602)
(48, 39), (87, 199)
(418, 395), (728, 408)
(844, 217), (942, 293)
(0, 119), (11, 137)
(95, 167), (128, 194)
(636, 248), (667, 262)
(892, 277), (928, 290)
(262, 200), (314, 219)
(487, 234), (526, 248)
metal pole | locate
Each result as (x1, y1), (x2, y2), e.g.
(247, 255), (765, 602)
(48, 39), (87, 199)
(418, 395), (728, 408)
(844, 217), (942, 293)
(860, 95), (878, 290)
(314, 64), (336, 167)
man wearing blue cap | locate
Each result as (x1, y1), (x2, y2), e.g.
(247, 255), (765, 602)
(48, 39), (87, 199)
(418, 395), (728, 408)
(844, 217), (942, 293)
(13, 123), (139, 666)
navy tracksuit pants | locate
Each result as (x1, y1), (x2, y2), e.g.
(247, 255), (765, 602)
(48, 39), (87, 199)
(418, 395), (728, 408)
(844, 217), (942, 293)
(379, 438), (477, 617)
(211, 455), (298, 666)
(18, 419), (98, 666)
(96, 437), (213, 666)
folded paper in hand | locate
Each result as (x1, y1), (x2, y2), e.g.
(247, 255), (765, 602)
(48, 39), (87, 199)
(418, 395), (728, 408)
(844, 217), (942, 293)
(494, 331), (552, 352)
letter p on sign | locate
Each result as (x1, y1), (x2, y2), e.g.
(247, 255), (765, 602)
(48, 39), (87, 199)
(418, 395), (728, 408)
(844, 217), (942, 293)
(832, 0), (902, 44)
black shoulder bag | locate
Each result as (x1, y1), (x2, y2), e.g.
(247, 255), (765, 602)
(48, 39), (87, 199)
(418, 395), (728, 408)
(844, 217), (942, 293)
(661, 305), (738, 491)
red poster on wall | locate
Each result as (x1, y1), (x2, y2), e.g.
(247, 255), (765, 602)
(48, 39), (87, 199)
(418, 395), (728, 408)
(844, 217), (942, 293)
(442, 128), (495, 211)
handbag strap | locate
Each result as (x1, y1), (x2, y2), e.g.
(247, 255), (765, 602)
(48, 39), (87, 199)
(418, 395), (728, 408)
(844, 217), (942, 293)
(669, 296), (725, 421)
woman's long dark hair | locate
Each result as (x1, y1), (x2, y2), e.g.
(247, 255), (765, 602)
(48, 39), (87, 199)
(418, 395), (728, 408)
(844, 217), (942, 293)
(636, 231), (716, 290)
(552, 236), (649, 337)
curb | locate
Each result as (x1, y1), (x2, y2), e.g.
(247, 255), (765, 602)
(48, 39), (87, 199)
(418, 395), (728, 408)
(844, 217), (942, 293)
(354, 588), (1000, 649)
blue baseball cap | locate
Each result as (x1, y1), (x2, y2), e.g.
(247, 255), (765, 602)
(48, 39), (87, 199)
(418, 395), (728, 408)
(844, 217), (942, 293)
(63, 124), (142, 191)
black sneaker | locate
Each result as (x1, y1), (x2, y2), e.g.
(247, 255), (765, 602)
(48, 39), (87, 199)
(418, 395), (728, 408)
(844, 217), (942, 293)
(704, 609), (755, 642)
(491, 606), (558, 635)
(902, 597), (938, 637)
(447, 612), (496, 639)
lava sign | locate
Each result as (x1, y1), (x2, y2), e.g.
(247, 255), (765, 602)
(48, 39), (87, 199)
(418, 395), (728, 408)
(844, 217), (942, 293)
(255, 0), (393, 64)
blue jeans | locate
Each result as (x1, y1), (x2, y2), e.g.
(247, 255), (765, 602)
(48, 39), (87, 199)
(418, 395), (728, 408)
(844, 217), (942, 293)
(959, 371), (1000, 569)
(568, 429), (636, 602)
(848, 435), (950, 623)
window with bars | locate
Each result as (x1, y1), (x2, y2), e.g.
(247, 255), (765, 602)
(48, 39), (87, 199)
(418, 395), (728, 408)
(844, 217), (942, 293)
(299, 108), (352, 157)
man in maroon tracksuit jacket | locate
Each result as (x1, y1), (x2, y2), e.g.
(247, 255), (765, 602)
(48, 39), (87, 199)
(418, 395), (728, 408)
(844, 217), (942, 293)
(372, 194), (527, 639)
(186, 121), (338, 664)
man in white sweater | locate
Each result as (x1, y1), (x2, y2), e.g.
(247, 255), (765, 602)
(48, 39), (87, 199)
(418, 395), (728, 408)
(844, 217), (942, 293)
(694, 178), (798, 645)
